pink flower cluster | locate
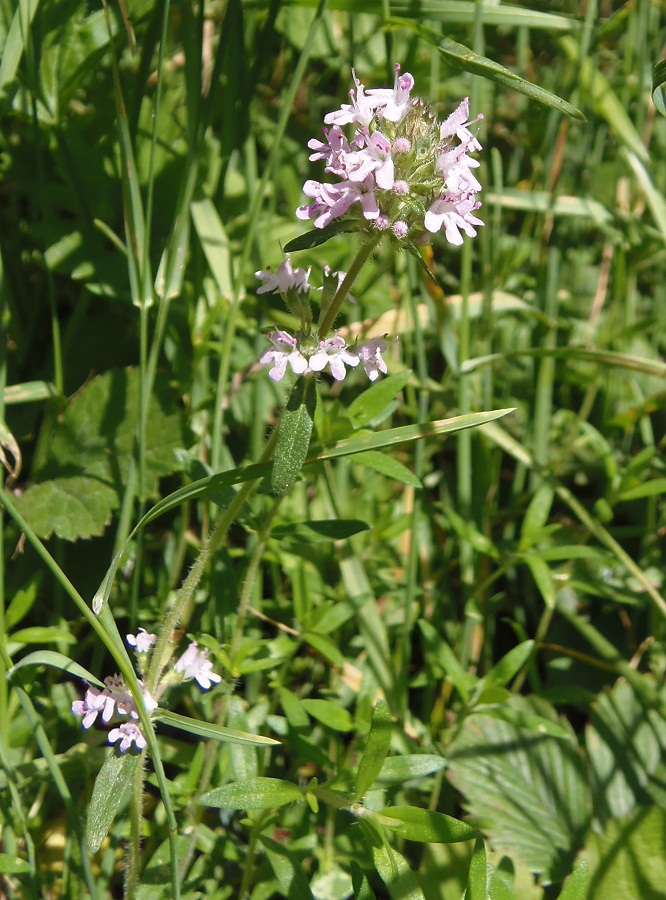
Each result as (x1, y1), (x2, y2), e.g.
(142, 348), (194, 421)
(71, 631), (221, 753)
(297, 65), (483, 245)
(260, 328), (388, 383)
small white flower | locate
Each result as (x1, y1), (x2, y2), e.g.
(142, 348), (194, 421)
(367, 64), (415, 123)
(259, 329), (309, 382)
(256, 256), (311, 295)
(126, 627), (157, 654)
(174, 642), (222, 690)
(72, 686), (110, 729)
(108, 722), (147, 753)
(424, 193), (484, 244)
(309, 334), (360, 381)
(357, 339), (388, 381)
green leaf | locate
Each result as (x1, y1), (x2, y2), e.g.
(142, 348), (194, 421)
(301, 699), (353, 732)
(351, 860), (378, 900)
(586, 678), (666, 822)
(392, 20), (585, 121)
(302, 632), (347, 668)
(15, 368), (186, 540)
(86, 751), (140, 853)
(481, 641), (535, 690)
(271, 518), (370, 544)
(381, 806), (477, 844)
(355, 699), (392, 800)
(0, 0), (40, 102)
(464, 837), (487, 900)
(260, 835), (315, 899)
(8, 650), (104, 688)
(0, 854), (32, 875)
(558, 854), (591, 900)
(522, 553), (556, 609)
(352, 450), (421, 488)
(191, 198), (234, 298)
(653, 57), (666, 117)
(359, 819), (426, 900)
(376, 754), (446, 787)
(9, 627), (75, 646)
(347, 371), (412, 426)
(272, 376), (317, 496)
(154, 710), (280, 747)
(283, 219), (363, 252)
(448, 697), (590, 881)
(199, 777), (303, 810)
(519, 484), (555, 550)
(585, 806), (666, 898)
(616, 478), (666, 502)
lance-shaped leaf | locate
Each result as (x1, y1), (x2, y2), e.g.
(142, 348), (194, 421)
(355, 699), (392, 800)
(9, 650), (104, 688)
(200, 777), (303, 810)
(154, 710), (279, 747)
(284, 219), (363, 252)
(86, 752), (140, 853)
(380, 806), (477, 843)
(272, 376), (317, 496)
(391, 19), (585, 121)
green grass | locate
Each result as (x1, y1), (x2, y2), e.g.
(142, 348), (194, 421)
(1, 1), (666, 898)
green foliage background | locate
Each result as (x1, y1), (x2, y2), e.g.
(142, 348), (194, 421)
(1, 0), (666, 897)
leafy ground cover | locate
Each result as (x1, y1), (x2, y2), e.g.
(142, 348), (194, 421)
(1, 0), (666, 897)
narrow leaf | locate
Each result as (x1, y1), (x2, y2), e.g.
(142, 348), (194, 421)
(353, 450), (421, 487)
(482, 641), (535, 690)
(154, 709), (279, 747)
(272, 377), (317, 496)
(465, 837), (487, 900)
(653, 58), (666, 117)
(359, 819), (426, 900)
(200, 777), (303, 810)
(86, 752), (140, 853)
(8, 650), (104, 688)
(393, 20), (585, 121)
(381, 806), (477, 843)
(355, 699), (392, 800)
(376, 754), (446, 787)
(301, 699), (353, 732)
(284, 219), (363, 252)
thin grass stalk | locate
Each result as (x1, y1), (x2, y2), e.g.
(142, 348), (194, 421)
(399, 256), (428, 717)
(530, 247), (559, 490)
(211, 0), (330, 471)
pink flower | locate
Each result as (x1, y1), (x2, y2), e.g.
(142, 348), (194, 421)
(324, 69), (385, 129)
(367, 64), (415, 123)
(72, 686), (111, 729)
(259, 329), (309, 382)
(424, 193), (484, 244)
(256, 256), (311, 295)
(357, 339), (388, 381)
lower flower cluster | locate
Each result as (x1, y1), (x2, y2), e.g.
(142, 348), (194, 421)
(259, 328), (388, 383)
(71, 631), (221, 753)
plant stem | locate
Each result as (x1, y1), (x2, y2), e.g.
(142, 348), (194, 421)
(125, 753), (146, 899)
(317, 234), (381, 338)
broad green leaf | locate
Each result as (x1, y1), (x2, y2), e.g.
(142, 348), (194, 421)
(355, 699), (392, 800)
(393, 20), (585, 121)
(0, 854), (32, 875)
(260, 835), (315, 899)
(271, 518), (370, 544)
(653, 57), (666, 117)
(200, 777), (303, 810)
(585, 806), (666, 899)
(352, 450), (421, 488)
(464, 837), (487, 900)
(272, 376), (317, 496)
(283, 219), (363, 252)
(359, 819), (426, 900)
(8, 650), (104, 688)
(15, 368), (186, 540)
(448, 697), (590, 881)
(86, 751), (140, 853)
(301, 699), (353, 732)
(377, 754), (446, 787)
(381, 806), (477, 844)
(586, 678), (666, 822)
(347, 371), (412, 426)
(154, 710), (279, 747)
(482, 641), (535, 690)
